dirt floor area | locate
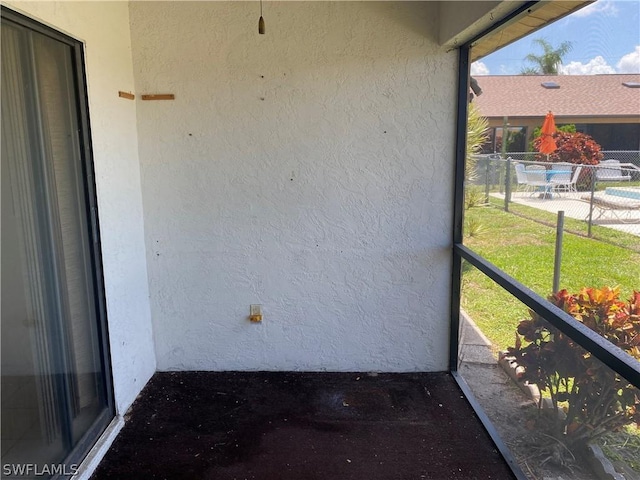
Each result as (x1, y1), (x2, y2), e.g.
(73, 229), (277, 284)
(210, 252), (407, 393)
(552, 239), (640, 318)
(91, 371), (516, 480)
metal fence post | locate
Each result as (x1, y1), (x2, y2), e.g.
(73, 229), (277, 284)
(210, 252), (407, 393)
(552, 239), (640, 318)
(587, 167), (596, 237)
(553, 211), (564, 293)
(484, 157), (490, 204)
(504, 158), (511, 212)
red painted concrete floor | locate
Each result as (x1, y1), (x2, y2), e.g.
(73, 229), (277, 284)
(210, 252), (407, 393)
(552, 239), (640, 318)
(91, 372), (515, 480)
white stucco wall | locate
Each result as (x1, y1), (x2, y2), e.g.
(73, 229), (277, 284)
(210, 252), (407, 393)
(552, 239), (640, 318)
(131, 1), (457, 372)
(4, 1), (156, 414)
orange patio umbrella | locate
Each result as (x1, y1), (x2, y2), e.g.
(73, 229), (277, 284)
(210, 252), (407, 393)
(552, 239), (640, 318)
(538, 111), (557, 157)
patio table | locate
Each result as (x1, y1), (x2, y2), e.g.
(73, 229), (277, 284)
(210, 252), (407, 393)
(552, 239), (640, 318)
(537, 168), (572, 199)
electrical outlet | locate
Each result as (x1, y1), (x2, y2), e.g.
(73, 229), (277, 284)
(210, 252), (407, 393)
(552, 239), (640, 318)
(249, 304), (262, 322)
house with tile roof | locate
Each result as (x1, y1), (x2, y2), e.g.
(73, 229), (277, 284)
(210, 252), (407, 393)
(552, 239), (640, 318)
(472, 74), (640, 153)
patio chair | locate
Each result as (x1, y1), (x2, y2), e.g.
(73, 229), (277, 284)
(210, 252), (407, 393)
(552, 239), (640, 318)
(596, 159), (631, 182)
(548, 163), (571, 192)
(580, 194), (640, 224)
(524, 165), (553, 197)
(513, 163), (530, 193)
(551, 165), (582, 195)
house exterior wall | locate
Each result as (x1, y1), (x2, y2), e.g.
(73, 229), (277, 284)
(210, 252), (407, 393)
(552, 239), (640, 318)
(485, 116), (640, 153)
(130, 1), (458, 372)
(4, 1), (156, 414)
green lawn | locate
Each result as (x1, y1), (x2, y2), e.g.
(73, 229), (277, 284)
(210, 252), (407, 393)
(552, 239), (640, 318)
(462, 204), (640, 352)
(488, 196), (640, 252)
(462, 204), (640, 471)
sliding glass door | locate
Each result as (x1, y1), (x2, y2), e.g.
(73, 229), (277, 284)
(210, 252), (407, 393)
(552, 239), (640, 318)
(1, 8), (112, 478)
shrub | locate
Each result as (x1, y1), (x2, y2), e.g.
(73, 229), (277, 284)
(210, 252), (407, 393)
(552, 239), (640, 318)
(464, 216), (485, 238)
(532, 131), (604, 165)
(529, 124), (576, 151)
(466, 102), (490, 182)
(508, 287), (640, 449)
(464, 185), (487, 210)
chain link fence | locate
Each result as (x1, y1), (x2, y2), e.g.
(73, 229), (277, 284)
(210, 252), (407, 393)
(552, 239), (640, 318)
(468, 152), (640, 252)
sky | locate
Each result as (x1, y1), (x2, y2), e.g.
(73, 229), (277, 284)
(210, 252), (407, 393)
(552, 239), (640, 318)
(471, 0), (640, 76)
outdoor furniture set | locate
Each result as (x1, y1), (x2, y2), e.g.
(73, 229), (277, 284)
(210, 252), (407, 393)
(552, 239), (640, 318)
(514, 162), (581, 198)
(514, 159), (638, 200)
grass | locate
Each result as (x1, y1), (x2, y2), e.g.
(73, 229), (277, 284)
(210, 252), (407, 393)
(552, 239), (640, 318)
(488, 196), (640, 252)
(595, 180), (640, 190)
(462, 204), (640, 352)
(601, 424), (640, 472)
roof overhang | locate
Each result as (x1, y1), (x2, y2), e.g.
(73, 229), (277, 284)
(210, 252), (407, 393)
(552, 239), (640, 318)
(439, 1), (594, 61)
(470, 1), (594, 61)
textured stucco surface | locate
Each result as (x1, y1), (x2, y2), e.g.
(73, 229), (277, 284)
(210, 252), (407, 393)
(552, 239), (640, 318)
(131, 1), (457, 372)
(4, 1), (156, 414)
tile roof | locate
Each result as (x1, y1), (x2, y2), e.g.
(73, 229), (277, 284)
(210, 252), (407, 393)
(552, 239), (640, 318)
(472, 74), (640, 119)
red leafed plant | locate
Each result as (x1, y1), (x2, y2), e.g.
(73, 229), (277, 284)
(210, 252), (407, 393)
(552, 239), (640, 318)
(508, 287), (640, 448)
(533, 131), (604, 165)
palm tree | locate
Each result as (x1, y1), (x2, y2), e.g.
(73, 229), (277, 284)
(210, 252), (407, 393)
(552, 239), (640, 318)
(521, 38), (572, 75)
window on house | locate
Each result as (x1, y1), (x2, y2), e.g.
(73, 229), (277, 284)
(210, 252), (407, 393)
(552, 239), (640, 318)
(578, 123), (640, 151)
(488, 126), (527, 154)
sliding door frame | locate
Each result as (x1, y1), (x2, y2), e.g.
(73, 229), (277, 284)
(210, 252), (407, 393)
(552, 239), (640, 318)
(1, 6), (114, 473)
